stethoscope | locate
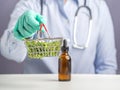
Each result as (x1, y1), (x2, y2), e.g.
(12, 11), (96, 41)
(40, 0), (92, 50)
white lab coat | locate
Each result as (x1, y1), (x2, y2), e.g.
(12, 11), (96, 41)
(0, 0), (117, 74)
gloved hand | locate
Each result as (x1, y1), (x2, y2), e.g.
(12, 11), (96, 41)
(13, 10), (46, 40)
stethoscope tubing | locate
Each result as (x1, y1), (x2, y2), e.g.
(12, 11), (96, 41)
(40, 0), (92, 50)
(73, 0), (92, 49)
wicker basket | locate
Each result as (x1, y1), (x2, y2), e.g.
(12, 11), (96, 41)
(25, 38), (62, 59)
(25, 24), (63, 59)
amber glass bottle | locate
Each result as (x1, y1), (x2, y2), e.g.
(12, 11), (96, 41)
(58, 39), (71, 81)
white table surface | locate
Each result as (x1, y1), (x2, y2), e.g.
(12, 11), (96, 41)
(0, 74), (120, 90)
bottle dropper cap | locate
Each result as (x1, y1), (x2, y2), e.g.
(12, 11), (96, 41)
(61, 39), (69, 52)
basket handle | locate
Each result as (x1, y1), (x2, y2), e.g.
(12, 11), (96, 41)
(39, 24), (50, 38)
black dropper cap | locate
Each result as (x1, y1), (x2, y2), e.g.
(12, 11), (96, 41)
(61, 39), (69, 52)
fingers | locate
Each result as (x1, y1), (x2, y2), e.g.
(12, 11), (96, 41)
(14, 30), (24, 40)
(36, 14), (46, 24)
(24, 17), (36, 33)
(25, 11), (40, 30)
(13, 22), (24, 40)
(25, 10), (46, 31)
(18, 17), (34, 38)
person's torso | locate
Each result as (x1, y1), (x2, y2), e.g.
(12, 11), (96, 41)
(24, 0), (100, 74)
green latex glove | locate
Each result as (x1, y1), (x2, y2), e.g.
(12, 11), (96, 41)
(13, 10), (46, 40)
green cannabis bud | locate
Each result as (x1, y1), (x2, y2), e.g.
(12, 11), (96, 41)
(25, 39), (62, 59)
